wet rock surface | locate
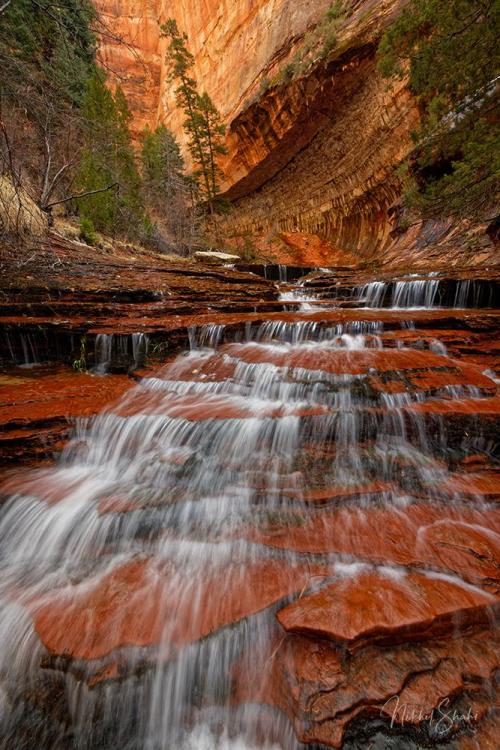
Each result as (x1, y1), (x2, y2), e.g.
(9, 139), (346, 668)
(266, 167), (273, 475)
(0, 248), (498, 749)
(0, 367), (132, 464)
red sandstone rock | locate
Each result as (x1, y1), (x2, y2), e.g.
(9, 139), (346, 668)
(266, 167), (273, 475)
(114, 390), (330, 421)
(223, 345), (497, 397)
(0, 369), (132, 428)
(0, 367), (133, 464)
(235, 628), (499, 749)
(440, 471), (500, 502)
(0, 469), (89, 506)
(278, 481), (394, 504)
(97, 497), (139, 515)
(407, 395), (500, 416)
(32, 557), (329, 662)
(277, 570), (498, 650)
(279, 233), (359, 267)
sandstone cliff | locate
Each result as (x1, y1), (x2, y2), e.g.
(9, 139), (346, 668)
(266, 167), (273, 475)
(95, 0), (497, 267)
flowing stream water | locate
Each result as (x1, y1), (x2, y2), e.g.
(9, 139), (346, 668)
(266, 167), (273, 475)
(0, 272), (498, 749)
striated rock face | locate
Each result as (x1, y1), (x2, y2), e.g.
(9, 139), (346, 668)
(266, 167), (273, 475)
(94, 0), (165, 137)
(94, 0), (332, 140)
(95, 0), (498, 266)
(95, 0), (422, 260)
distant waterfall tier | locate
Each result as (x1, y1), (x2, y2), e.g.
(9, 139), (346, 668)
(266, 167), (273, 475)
(282, 274), (499, 310)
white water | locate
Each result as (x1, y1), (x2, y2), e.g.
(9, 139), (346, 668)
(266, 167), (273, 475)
(94, 332), (150, 373)
(0, 276), (497, 748)
(280, 273), (494, 310)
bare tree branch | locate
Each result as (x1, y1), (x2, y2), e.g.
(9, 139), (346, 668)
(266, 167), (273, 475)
(43, 182), (119, 209)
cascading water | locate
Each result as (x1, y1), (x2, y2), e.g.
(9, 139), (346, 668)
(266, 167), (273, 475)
(290, 274), (497, 309)
(3, 332), (40, 367)
(0, 271), (498, 749)
(94, 333), (150, 373)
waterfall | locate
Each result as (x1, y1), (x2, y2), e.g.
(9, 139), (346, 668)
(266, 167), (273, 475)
(351, 277), (496, 309)
(94, 333), (150, 373)
(357, 280), (386, 307)
(0, 279), (497, 748)
(94, 333), (113, 373)
(392, 278), (440, 308)
(132, 332), (150, 368)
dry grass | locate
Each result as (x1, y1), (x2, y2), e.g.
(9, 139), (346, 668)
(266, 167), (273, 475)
(0, 175), (47, 236)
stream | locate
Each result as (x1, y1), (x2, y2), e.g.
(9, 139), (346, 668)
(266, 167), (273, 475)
(0, 271), (498, 749)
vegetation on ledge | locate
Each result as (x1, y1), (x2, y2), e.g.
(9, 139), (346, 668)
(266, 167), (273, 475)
(379, 0), (499, 220)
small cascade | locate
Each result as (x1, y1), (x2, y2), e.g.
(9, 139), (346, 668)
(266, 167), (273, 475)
(94, 332), (150, 373)
(352, 276), (497, 309)
(132, 332), (149, 368)
(392, 277), (440, 308)
(188, 324), (225, 350)
(278, 280), (322, 311)
(0, 296), (494, 750)
(2, 332), (41, 366)
(94, 333), (114, 373)
(356, 280), (386, 307)
(278, 264), (287, 283)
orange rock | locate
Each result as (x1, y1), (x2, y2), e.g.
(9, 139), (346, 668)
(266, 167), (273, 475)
(0, 369), (132, 428)
(114, 390), (330, 421)
(0, 469), (90, 506)
(97, 496), (139, 515)
(0, 367), (133, 464)
(223, 345), (496, 397)
(279, 233), (359, 267)
(439, 471), (500, 501)
(32, 557), (329, 662)
(407, 395), (500, 416)
(235, 628), (499, 748)
(277, 570), (498, 650)
(277, 481), (394, 505)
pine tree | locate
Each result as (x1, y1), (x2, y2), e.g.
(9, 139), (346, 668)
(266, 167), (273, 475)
(197, 93), (228, 204)
(378, 0), (499, 218)
(0, 0), (97, 211)
(141, 125), (186, 206)
(77, 70), (144, 239)
(0, 0), (96, 108)
(140, 124), (199, 249)
(160, 19), (228, 212)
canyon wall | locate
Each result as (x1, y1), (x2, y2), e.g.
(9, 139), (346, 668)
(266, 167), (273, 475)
(95, 0), (496, 266)
(95, 0), (332, 139)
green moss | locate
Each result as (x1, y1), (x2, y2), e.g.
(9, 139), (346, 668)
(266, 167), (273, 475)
(73, 336), (88, 372)
(326, 1), (346, 22)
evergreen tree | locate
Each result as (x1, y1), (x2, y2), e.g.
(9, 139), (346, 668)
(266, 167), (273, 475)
(378, 0), (499, 218)
(141, 125), (186, 206)
(197, 93), (228, 204)
(77, 70), (144, 238)
(140, 124), (201, 250)
(160, 19), (228, 211)
(0, 0), (96, 107)
(0, 0), (97, 210)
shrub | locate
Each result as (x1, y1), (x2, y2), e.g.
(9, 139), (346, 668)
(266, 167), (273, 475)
(79, 217), (97, 245)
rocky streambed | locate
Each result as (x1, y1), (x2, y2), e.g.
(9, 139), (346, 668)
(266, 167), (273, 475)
(0, 236), (498, 749)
